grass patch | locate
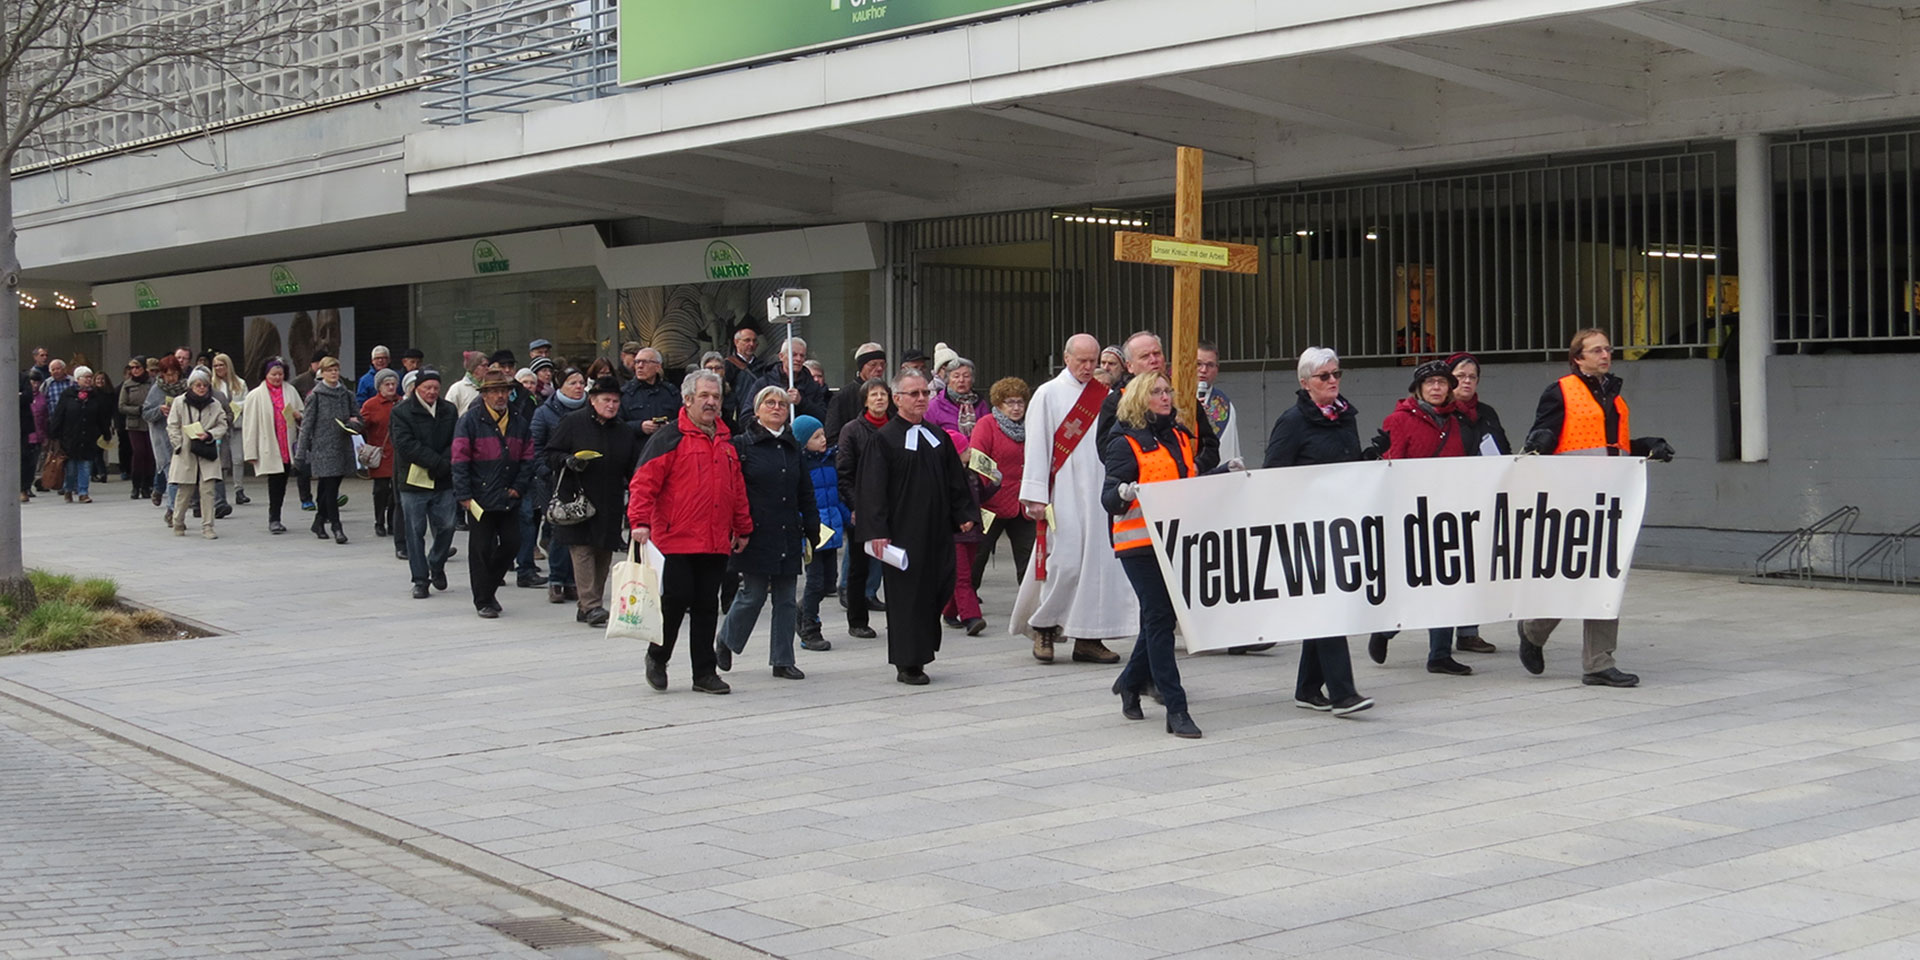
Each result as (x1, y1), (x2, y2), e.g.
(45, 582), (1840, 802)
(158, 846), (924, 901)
(1, 571), (194, 656)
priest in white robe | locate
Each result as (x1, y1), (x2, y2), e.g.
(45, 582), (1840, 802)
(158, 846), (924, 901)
(1009, 333), (1134, 663)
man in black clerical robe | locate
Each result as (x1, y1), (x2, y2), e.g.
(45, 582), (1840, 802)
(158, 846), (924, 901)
(856, 368), (979, 684)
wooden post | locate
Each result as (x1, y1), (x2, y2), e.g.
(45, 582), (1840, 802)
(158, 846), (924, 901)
(1169, 146), (1203, 432)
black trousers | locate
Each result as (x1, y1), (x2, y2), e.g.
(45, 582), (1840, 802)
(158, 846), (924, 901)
(264, 470), (290, 522)
(296, 462), (312, 504)
(652, 553), (725, 679)
(467, 506), (521, 609)
(20, 441), (38, 494)
(973, 514), (1037, 589)
(845, 533), (873, 629)
(315, 475), (343, 525)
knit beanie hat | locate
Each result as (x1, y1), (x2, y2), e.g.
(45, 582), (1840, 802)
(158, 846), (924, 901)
(932, 342), (958, 375)
(374, 367), (400, 390)
(792, 414), (823, 448)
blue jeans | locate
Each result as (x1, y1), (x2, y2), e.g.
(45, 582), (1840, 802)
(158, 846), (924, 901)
(1428, 627), (1454, 663)
(400, 487), (456, 585)
(718, 573), (798, 667)
(801, 548), (838, 628)
(1117, 553), (1187, 714)
(547, 535), (575, 586)
(63, 458), (92, 496)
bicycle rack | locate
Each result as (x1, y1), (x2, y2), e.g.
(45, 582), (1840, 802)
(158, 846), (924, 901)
(1754, 505), (1860, 581)
(1844, 520), (1920, 587)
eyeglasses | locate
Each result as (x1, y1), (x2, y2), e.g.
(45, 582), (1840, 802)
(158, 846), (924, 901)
(1312, 370), (1344, 381)
(897, 389), (931, 398)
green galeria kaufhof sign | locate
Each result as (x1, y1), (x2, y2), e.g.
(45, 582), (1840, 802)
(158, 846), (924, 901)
(270, 264), (301, 295)
(473, 239), (510, 274)
(619, 0), (1075, 86)
(706, 240), (752, 280)
(133, 282), (161, 310)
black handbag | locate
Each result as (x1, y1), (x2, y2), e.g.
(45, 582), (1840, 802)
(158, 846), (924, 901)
(544, 463), (595, 526)
(189, 435), (218, 461)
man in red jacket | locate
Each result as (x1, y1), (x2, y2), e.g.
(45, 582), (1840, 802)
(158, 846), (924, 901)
(629, 370), (752, 694)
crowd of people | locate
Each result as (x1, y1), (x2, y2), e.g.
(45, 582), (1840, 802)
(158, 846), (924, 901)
(17, 322), (1672, 738)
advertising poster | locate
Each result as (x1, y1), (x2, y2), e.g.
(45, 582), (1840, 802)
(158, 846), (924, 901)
(241, 308), (356, 383)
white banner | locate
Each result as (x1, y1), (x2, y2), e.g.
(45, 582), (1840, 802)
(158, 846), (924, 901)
(1135, 456), (1647, 652)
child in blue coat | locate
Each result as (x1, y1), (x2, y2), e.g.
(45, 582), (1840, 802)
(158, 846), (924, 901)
(795, 415), (846, 650)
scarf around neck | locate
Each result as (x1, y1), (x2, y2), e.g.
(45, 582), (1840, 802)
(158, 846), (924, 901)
(184, 389), (214, 411)
(863, 410), (888, 428)
(992, 409), (1025, 445)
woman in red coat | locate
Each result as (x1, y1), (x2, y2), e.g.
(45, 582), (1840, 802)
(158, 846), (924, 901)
(964, 377), (1035, 594)
(359, 368), (402, 548)
(1371, 360), (1476, 676)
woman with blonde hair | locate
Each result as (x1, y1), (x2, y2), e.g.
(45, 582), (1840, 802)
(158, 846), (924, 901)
(1101, 370), (1222, 738)
(210, 352), (249, 505)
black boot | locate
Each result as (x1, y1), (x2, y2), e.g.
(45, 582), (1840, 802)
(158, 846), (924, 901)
(332, 522), (348, 545)
(1166, 711), (1203, 739)
(373, 521), (388, 538)
(312, 516), (329, 539)
(1112, 677), (1144, 721)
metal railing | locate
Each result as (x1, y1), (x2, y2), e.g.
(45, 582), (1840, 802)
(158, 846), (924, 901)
(421, 0), (619, 125)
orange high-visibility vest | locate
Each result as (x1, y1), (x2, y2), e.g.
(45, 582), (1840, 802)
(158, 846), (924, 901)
(1111, 429), (1195, 554)
(1553, 374), (1630, 455)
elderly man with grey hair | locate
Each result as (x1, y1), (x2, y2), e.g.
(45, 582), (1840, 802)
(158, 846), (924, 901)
(356, 345), (392, 404)
(751, 335), (829, 423)
(628, 369), (751, 695)
(620, 346), (678, 438)
(826, 341), (889, 443)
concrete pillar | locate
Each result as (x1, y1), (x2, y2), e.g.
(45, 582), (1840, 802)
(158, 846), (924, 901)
(1735, 134), (1774, 463)
(187, 304), (203, 356)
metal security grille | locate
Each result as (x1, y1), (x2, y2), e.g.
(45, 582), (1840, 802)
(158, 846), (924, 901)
(1775, 130), (1920, 347)
(895, 147), (1733, 368)
(912, 266), (1055, 385)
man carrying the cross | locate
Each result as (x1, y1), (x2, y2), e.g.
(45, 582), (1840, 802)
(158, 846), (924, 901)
(1010, 333), (1132, 665)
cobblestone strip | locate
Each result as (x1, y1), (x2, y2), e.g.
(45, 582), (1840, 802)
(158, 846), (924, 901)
(0, 689), (668, 960)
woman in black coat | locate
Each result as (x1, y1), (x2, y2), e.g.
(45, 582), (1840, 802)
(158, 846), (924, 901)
(1442, 352), (1507, 655)
(543, 377), (640, 627)
(1263, 347), (1375, 718)
(834, 379), (892, 637)
(49, 366), (116, 502)
(715, 386), (819, 681)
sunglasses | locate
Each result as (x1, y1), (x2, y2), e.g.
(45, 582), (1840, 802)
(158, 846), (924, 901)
(897, 389), (931, 398)
(1313, 370), (1344, 381)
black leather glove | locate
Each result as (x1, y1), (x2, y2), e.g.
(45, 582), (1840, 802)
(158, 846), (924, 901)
(565, 453), (589, 471)
(1363, 429), (1390, 462)
(1524, 428), (1557, 454)
(1643, 438), (1675, 462)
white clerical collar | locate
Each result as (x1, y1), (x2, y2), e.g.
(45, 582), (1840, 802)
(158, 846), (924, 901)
(903, 423), (942, 451)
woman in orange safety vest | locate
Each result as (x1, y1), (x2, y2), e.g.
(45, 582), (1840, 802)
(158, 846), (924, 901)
(1100, 370), (1225, 739)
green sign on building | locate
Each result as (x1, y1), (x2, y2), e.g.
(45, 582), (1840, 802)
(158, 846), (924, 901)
(619, 0), (1072, 86)
(706, 241), (752, 280)
(473, 239), (511, 274)
(270, 265), (301, 295)
(133, 282), (161, 310)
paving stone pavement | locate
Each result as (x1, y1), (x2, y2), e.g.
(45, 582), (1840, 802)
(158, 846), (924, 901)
(0, 683), (665, 959)
(8, 480), (1920, 959)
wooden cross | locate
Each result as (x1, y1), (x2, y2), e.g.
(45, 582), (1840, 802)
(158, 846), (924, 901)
(1112, 147), (1259, 431)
